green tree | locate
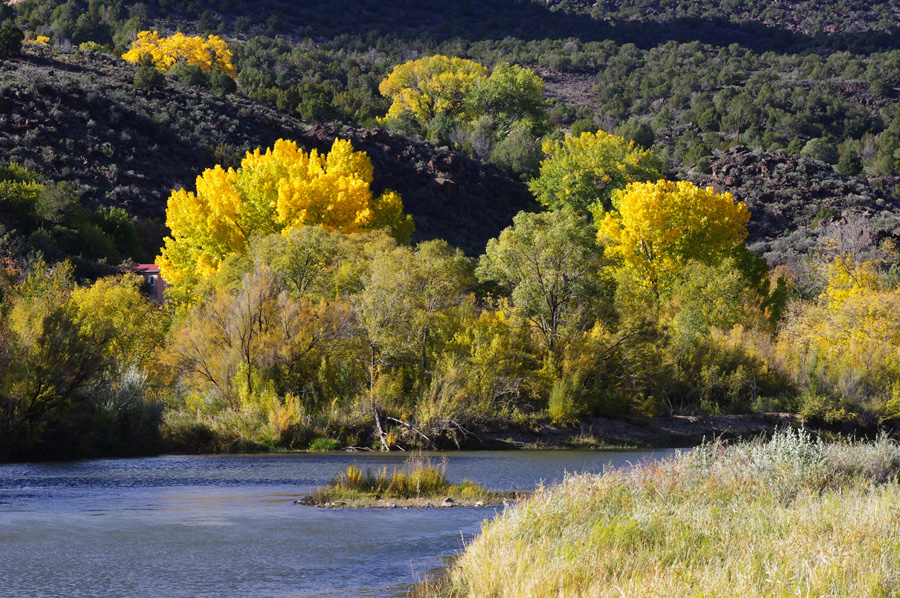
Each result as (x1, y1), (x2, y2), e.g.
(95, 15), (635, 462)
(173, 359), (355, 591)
(0, 25), (24, 60)
(477, 207), (612, 355)
(528, 130), (663, 214)
(378, 55), (488, 128)
(358, 240), (474, 384)
(467, 62), (548, 133)
(614, 118), (656, 149)
(0, 263), (108, 458)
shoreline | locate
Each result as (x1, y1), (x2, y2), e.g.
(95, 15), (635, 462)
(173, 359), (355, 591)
(469, 412), (807, 450)
(9, 412), (900, 463)
(294, 493), (524, 509)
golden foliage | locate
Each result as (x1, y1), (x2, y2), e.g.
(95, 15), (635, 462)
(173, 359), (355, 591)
(158, 138), (413, 291)
(529, 130), (663, 213)
(122, 30), (236, 77)
(599, 180), (750, 298)
(378, 55), (488, 124)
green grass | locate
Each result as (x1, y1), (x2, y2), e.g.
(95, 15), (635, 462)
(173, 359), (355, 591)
(308, 454), (501, 505)
(423, 429), (900, 597)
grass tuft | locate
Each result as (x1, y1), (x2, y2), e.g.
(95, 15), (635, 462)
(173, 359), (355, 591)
(307, 453), (506, 505)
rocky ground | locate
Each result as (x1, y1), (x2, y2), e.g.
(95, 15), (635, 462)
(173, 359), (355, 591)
(687, 146), (900, 265)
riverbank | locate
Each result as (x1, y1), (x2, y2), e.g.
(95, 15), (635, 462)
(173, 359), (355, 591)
(471, 412), (805, 449)
(418, 430), (900, 597)
(162, 410), (900, 455)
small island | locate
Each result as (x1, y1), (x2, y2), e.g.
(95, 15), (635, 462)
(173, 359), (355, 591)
(296, 456), (522, 509)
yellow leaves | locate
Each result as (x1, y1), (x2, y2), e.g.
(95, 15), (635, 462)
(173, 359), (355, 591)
(530, 130), (662, 213)
(599, 180), (750, 298)
(122, 31), (237, 77)
(379, 55), (488, 124)
(158, 138), (412, 295)
(821, 254), (881, 308)
(25, 35), (49, 45)
(274, 138), (376, 234)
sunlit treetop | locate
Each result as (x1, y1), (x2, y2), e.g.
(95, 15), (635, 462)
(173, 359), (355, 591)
(820, 254), (882, 308)
(599, 179), (750, 299)
(122, 31), (237, 77)
(528, 130), (663, 214)
(378, 55), (489, 125)
(157, 138), (414, 294)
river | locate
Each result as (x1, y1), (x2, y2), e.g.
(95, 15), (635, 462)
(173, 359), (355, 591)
(0, 449), (679, 597)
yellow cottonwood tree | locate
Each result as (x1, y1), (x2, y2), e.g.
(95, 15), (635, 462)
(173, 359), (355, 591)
(122, 31), (236, 77)
(528, 130), (663, 214)
(158, 138), (414, 292)
(599, 180), (750, 299)
(379, 55), (488, 125)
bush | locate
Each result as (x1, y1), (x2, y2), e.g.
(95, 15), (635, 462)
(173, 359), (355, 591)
(614, 118), (656, 149)
(801, 137), (839, 164)
(569, 118), (595, 137)
(134, 64), (165, 91)
(309, 437), (341, 451)
(489, 123), (543, 178)
(0, 24), (24, 60)
(208, 69), (237, 95)
(168, 62), (210, 88)
(836, 150), (864, 176)
(547, 378), (583, 426)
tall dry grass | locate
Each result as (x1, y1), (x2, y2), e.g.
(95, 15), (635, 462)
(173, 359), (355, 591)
(431, 429), (900, 598)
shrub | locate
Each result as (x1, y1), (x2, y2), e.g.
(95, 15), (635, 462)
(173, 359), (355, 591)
(0, 24), (24, 60)
(134, 64), (165, 91)
(614, 118), (656, 149)
(309, 437), (341, 451)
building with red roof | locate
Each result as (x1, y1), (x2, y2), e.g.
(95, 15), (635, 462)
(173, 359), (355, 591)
(134, 264), (167, 304)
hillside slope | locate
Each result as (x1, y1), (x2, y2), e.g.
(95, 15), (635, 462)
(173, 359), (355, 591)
(687, 146), (900, 264)
(3, 45), (900, 265)
(0, 46), (535, 255)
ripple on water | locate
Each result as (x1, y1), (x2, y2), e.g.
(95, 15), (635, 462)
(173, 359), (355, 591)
(0, 450), (678, 597)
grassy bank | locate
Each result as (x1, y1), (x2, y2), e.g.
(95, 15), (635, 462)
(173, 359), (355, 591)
(422, 430), (900, 597)
(302, 455), (515, 508)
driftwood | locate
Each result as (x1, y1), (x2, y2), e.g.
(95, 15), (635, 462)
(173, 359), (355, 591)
(373, 406), (390, 452)
(386, 416), (430, 442)
(373, 405), (477, 450)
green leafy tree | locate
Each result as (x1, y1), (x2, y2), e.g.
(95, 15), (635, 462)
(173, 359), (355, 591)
(528, 130), (663, 214)
(614, 118), (656, 149)
(358, 240), (474, 384)
(378, 55), (487, 127)
(0, 263), (107, 458)
(477, 207), (612, 355)
(0, 25), (24, 60)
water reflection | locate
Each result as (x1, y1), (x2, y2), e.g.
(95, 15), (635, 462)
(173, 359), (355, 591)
(0, 450), (678, 597)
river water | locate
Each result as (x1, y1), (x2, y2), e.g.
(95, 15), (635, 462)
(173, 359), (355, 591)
(0, 449), (678, 597)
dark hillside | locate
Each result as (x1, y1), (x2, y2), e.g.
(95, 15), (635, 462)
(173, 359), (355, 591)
(0, 46), (534, 255)
(687, 146), (900, 264)
(17, 0), (900, 53)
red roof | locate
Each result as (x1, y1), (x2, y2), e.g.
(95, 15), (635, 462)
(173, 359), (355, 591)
(134, 264), (160, 274)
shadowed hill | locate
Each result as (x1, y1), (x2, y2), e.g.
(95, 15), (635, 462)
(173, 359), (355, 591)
(0, 46), (535, 255)
(687, 146), (900, 264)
(21, 0), (900, 53)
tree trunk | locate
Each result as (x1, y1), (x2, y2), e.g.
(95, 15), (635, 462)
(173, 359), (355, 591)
(421, 325), (428, 376)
